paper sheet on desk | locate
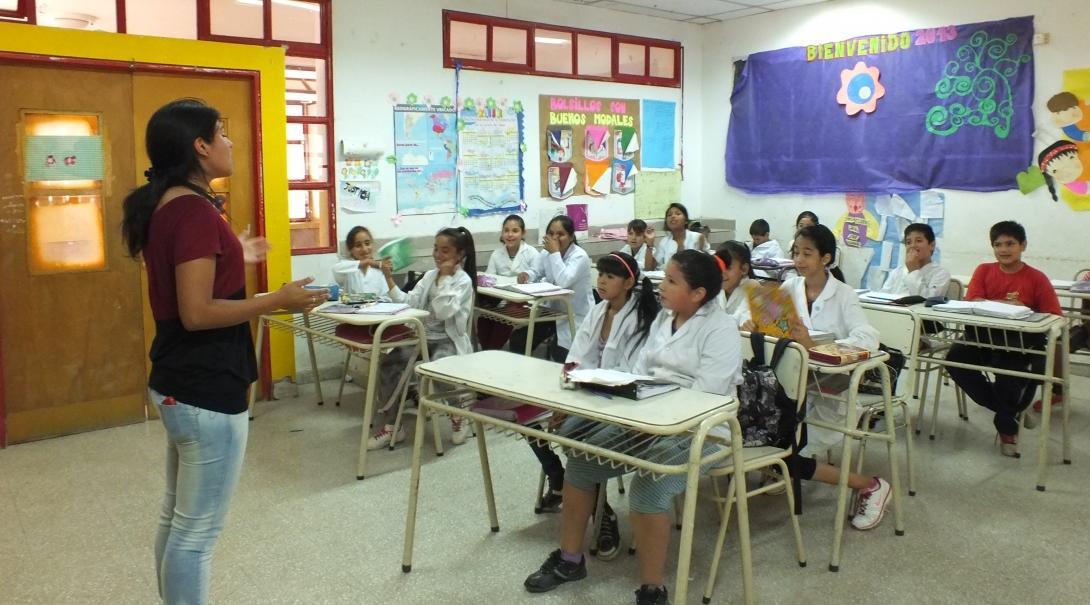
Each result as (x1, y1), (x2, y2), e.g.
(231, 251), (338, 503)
(504, 282), (573, 296)
(567, 368), (657, 386)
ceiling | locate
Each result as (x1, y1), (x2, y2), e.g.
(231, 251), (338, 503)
(548, 0), (831, 25)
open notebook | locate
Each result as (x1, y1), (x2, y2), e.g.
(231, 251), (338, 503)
(931, 300), (1034, 320)
(503, 282), (574, 297)
(566, 368), (679, 400)
(322, 302), (410, 315)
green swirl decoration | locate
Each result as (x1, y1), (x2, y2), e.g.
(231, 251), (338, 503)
(925, 30), (1030, 139)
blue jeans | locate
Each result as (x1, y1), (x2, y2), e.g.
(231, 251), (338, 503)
(150, 389), (248, 605)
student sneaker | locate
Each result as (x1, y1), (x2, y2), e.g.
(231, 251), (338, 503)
(998, 433), (1019, 458)
(523, 549), (587, 593)
(367, 424), (404, 450)
(850, 477), (891, 530)
(1021, 411), (1039, 430)
(537, 489), (563, 514)
(1032, 394), (1063, 413)
(595, 505), (621, 561)
(634, 584), (669, 605)
(450, 415), (470, 445)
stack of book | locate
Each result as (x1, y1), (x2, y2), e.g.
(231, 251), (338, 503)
(931, 300), (1033, 320)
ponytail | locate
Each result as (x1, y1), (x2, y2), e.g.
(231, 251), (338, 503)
(715, 240), (756, 280)
(437, 226), (477, 290)
(1043, 172), (1059, 202)
(597, 252), (659, 348)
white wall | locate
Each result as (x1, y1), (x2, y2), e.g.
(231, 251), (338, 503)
(292, 0), (703, 373)
(700, 0), (1090, 282)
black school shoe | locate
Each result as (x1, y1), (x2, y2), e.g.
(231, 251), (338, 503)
(635, 585), (669, 604)
(595, 504), (620, 561)
(524, 549), (587, 593)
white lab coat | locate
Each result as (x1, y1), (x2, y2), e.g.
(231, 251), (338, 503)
(750, 239), (786, 279)
(525, 245), (594, 349)
(633, 301), (743, 398)
(617, 242), (649, 270)
(485, 241), (539, 277)
(715, 277), (755, 326)
(653, 230), (710, 267)
(389, 268), (474, 356)
(781, 274), (880, 454)
(566, 294), (645, 372)
(878, 262), (951, 299)
(331, 260), (389, 297)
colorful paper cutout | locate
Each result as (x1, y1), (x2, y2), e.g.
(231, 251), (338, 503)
(836, 61), (886, 115)
(611, 159), (637, 194)
(548, 163), (577, 199)
(614, 126), (639, 160)
(584, 125), (610, 162)
(584, 160), (611, 196)
(547, 127), (573, 163)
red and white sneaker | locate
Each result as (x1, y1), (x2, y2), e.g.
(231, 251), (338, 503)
(1031, 394), (1063, 413)
(367, 424), (404, 450)
(851, 477), (891, 530)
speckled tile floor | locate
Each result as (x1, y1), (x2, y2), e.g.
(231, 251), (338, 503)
(1, 375), (1088, 605)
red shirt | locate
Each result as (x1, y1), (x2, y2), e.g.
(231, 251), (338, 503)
(966, 262), (1062, 315)
(144, 195), (245, 320)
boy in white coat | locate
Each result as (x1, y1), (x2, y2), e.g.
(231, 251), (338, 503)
(877, 223), (951, 298)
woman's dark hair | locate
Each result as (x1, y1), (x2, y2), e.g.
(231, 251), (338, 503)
(122, 98), (221, 257)
(547, 214), (578, 246)
(627, 218), (647, 234)
(664, 202), (690, 231)
(1037, 140), (1080, 202)
(794, 224), (846, 282)
(597, 252), (659, 347)
(669, 249), (721, 305)
(499, 214), (526, 243)
(345, 225), (373, 256)
(436, 227), (477, 289)
(795, 210), (819, 228)
(715, 241), (756, 280)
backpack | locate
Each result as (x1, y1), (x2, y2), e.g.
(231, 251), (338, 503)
(736, 331), (800, 448)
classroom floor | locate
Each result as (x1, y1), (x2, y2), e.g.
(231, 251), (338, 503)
(1, 375), (1088, 605)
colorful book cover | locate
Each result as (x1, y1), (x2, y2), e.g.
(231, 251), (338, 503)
(377, 237), (413, 272)
(808, 343), (871, 365)
(743, 282), (799, 339)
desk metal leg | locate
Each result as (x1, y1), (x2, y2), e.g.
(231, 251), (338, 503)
(355, 340), (384, 480)
(881, 367), (906, 536)
(302, 313), (324, 405)
(1061, 323), (1073, 465)
(401, 395), (430, 573)
(524, 302), (540, 357)
(247, 316), (267, 420)
(829, 422), (854, 572)
(475, 419), (500, 532)
(728, 419), (755, 605)
(1035, 326), (1059, 491)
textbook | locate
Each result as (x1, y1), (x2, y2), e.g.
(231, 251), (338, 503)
(503, 282), (573, 297)
(566, 368), (679, 400)
(376, 237), (413, 272)
(808, 343), (871, 365)
(744, 282), (799, 339)
(931, 300), (1033, 320)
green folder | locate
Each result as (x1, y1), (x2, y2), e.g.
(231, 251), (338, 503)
(377, 237), (414, 272)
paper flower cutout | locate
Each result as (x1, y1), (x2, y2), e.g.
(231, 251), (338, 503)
(440, 96), (453, 107)
(405, 93), (418, 104)
(464, 98), (476, 111)
(387, 92), (400, 104)
(458, 207), (470, 217)
(836, 61), (885, 115)
(518, 200), (528, 213)
(385, 154), (397, 165)
(390, 213), (404, 227)
(511, 100), (524, 114)
(423, 95), (434, 105)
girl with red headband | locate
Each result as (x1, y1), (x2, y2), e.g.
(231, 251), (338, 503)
(1038, 140), (1088, 200)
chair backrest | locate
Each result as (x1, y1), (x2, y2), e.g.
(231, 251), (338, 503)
(861, 305), (919, 397)
(743, 332), (809, 410)
(1074, 268), (1090, 281)
(946, 278), (965, 301)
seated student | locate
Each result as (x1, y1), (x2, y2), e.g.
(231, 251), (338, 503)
(524, 250), (740, 605)
(1036, 270), (1090, 412)
(748, 219), (785, 279)
(536, 252), (660, 556)
(878, 223), (951, 298)
(714, 241), (755, 326)
(618, 219), (654, 270)
(795, 210), (819, 232)
(514, 215), (595, 361)
(331, 226), (389, 297)
(367, 228), (477, 449)
(744, 224), (892, 530)
(479, 214), (538, 350)
(647, 202), (709, 270)
(946, 221), (1063, 457)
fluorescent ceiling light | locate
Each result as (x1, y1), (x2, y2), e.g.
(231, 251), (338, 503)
(285, 68), (318, 80)
(238, 0), (320, 12)
(534, 36), (570, 45)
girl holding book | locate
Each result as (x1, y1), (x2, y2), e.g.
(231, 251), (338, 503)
(332, 226), (389, 298)
(525, 250), (740, 605)
(513, 215), (594, 361)
(367, 227), (477, 449)
(714, 241), (756, 326)
(743, 224), (890, 530)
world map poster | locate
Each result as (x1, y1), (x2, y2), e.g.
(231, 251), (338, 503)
(393, 105), (458, 215)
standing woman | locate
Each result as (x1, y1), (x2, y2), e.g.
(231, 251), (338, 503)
(122, 99), (323, 604)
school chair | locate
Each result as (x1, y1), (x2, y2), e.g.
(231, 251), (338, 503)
(701, 334), (809, 604)
(914, 278), (970, 438)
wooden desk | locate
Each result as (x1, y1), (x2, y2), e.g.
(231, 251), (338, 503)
(400, 350), (751, 604)
(911, 307), (1070, 491)
(248, 303), (430, 479)
(475, 286), (576, 355)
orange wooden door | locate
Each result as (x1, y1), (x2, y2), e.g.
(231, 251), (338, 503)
(0, 64), (146, 443)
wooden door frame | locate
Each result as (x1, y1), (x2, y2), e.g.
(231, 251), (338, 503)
(0, 52), (272, 447)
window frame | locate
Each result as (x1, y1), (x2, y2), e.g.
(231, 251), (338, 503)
(442, 10), (681, 88)
(0, 0), (36, 23)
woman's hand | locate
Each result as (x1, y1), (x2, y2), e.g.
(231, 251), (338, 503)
(380, 258), (394, 279)
(517, 272), (530, 284)
(238, 227), (271, 264)
(437, 257), (460, 277)
(543, 233), (560, 254)
(278, 277), (326, 313)
(740, 319), (756, 332)
(787, 317), (815, 348)
(644, 226), (656, 247)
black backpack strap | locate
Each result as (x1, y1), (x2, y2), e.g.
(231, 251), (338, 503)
(749, 330), (767, 366)
(769, 336), (793, 370)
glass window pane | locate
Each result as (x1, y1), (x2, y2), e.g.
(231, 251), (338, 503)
(285, 57), (327, 117)
(39, 0), (117, 32)
(577, 34), (611, 77)
(288, 189), (311, 220)
(286, 122), (328, 182)
(618, 42), (646, 76)
(492, 26), (527, 64)
(649, 47), (675, 79)
(289, 189), (331, 250)
(0, 0), (19, 10)
(272, 0), (321, 44)
(449, 21), (486, 60)
(126, 0), (197, 39)
(534, 29), (572, 74)
(210, 0), (263, 39)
